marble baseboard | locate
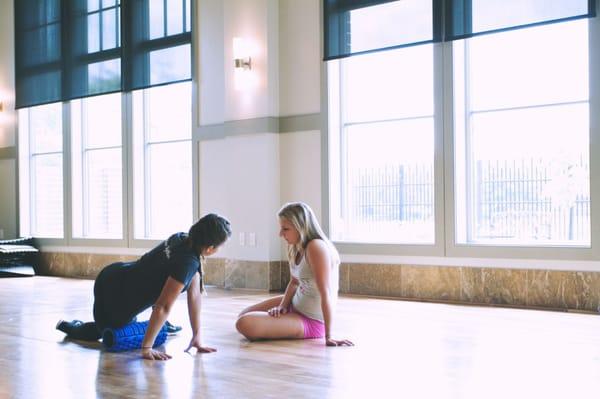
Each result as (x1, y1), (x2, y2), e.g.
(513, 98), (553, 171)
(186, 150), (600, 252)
(38, 253), (281, 291)
(202, 258), (284, 291)
(37, 252), (138, 279)
(344, 263), (600, 312)
(36, 252), (600, 312)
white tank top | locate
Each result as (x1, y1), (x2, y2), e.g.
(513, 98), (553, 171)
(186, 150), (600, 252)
(290, 244), (340, 322)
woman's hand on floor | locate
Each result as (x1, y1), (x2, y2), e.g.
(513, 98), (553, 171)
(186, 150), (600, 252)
(141, 348), (172, 360)
(325, 337), (354, 347)
(185, 337), (217, 354)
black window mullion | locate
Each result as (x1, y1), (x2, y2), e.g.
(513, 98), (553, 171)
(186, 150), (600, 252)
(61, 0), (71, 104)
(19, 61), (62, 78)
(76, 47), (120, 65)
(136, 32), (191, 52)
(445, 0), (472, 40)
(99, 9), (104, 51)
(182, 0), (186, 32)
(116, 4), (120, 47)
(163, 0), (168, 36)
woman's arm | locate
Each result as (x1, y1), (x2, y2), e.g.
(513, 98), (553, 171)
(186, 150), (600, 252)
(185, 272), (216, 353)
(307, 240), (353, 347)
(280, 277), (299, 308)
(268, 276), (299, 317)
(141, 276), (184, 360)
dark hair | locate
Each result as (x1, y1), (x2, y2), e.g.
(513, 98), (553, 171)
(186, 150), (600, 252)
(188, 213), (232, 251)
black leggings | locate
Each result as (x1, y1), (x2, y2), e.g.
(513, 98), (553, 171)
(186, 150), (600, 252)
(66, 262), (138, 341)
(66, 322), (103, 341)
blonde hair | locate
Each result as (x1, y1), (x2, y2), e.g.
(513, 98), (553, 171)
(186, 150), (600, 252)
(278, 202), (339, 264)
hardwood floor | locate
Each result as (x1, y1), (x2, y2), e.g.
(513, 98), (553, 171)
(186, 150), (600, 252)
(1, 276), (600, 398)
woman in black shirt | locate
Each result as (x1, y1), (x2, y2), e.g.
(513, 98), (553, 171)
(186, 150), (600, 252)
(56, 213), (231, 361)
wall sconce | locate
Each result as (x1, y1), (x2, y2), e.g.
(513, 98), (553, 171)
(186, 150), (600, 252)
(233, 37), (252, 70)
(234, 57), (251, 70)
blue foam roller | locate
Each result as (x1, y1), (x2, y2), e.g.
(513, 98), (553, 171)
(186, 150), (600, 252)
(102, 320), (168, 352)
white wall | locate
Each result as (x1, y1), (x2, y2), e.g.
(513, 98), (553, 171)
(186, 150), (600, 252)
(0, 0), (15, 147)
(223, 0), (279, 120)
(0, 159), (17, 239)
(194, 0), (323, 261)
(279, 130), (322, 221)
(199, 134), (280, 261)
(279, 0), (321, 116)
(197, 0), (225, 126)
(0, 0), (17, 239)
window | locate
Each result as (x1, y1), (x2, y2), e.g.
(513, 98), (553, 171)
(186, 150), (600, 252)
(329, 43), (435, 244)
(132, 82), (192, 240)
(327, 1), (596, 253)
(71, 93), (123, 238)
(16, 0), (194, 245)
(18, 103), (64, 238)
(454, 20), (590, 246)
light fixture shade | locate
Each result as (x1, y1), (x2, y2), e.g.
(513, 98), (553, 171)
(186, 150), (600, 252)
(233, 37), (252, 70)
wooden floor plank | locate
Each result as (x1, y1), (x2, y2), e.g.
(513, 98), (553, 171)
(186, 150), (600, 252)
(1, 276), (600, 398)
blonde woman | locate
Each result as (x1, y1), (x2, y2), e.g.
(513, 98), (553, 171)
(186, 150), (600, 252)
(236, 202), (353, 347)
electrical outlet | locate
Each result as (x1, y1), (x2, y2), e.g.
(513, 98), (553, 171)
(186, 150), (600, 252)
(248, 232), (256, 247)
(239, 232), (245, 246)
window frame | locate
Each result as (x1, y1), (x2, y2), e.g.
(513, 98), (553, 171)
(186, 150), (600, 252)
(326, 43), (446, 257)
(325, 3), (600, 262)
(16, 0), (199, 250)
(131, 83), (193, 242)
(70, 93), (125, 241)
(17, 103), (65, 241)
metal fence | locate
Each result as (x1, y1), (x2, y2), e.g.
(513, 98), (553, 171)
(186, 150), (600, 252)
(476, 158), (590, 241)
(351, 164), (434, 223)
(348, 158), (590, 242)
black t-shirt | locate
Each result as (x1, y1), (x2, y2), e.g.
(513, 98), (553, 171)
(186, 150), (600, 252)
(95, 232), (201, 321)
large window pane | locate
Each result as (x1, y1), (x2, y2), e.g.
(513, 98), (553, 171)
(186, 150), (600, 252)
(350, 0), (433, 53)
(145, 83), (191, 142)
(166, 0), (184, 36)
(468, 21), (588, 111)
(329, 45), (435, 244)
(149, 0), (165, 39)
(19, 102), (64, 238)
(102, 8), (118, 50)
(29, 103), (62, 153)
(471, 0), (589, 33)
(343, 119), (434, 243)
(87, 12), (100, 53)
(344, 45), (433, 123)
(149, 45), (191, 85)
(31, 154), (63, 237)
(81, 93), (121, 148)
(71, 93), (122, 238)
(454, 20), (590, 246)
(325, 0), (434, 60)
(85, 148), (122, 237)
(87, 59), (121, 94)
(147, 142), (192, 237)
(132, 82), (192, 239)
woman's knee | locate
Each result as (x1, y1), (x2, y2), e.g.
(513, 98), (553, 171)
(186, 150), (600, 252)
(237, 306), (251, 318)
(235, 315), (259, 340)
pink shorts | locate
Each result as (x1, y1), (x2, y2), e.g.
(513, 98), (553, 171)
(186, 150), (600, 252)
(288, 305), (325, 339)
